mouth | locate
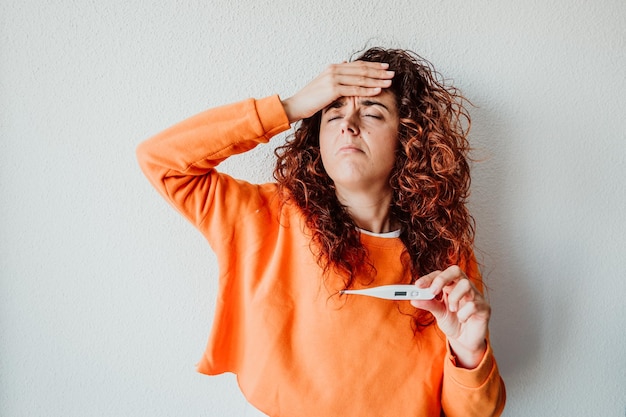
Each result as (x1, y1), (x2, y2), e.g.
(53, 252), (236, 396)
(337, 145), (363, 154)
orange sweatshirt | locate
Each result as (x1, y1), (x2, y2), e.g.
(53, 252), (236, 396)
(136, 95), (506, 417)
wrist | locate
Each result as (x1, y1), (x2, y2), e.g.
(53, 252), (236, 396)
(448, 339), (487, 369)
(281, 97), (302, 124)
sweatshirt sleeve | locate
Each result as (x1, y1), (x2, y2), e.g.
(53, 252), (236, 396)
(136, 95), (291, 232)
(441, 341), (506, 417)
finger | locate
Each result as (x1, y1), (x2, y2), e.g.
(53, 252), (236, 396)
(325, 62), (395, 86)
(411, 270), (446, 318)
(410, 298), (447, 320)
(331, 85), (385, 99)
(446, 278), (474, 313)
(456, 301), (477, 322)
(456, 299), (491, 323)
(414, 270), (442, 290)
(329, 60), (392, 76)
(328, 77), (393, 99)
(428, 265), (467, 295)
(334, 73), (394, 87)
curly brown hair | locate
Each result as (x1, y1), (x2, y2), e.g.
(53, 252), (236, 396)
(274, 47), (475, 302)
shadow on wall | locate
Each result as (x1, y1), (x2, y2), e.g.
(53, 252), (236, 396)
(469, 104), (543, 380)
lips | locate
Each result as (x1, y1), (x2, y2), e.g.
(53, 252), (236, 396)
(337, 144), (363, 154)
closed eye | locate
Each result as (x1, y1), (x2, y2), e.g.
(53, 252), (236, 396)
(325, 112), (344, 122)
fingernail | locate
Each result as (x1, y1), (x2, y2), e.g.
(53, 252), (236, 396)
(380, 62), (389, 68)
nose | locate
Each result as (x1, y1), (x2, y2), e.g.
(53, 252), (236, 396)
(340, 112), (360, 136)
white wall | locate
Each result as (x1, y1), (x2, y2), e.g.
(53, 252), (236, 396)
(1, 1), (624, 416)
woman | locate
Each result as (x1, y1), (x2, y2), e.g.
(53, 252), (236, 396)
(137, 47), (505, 416)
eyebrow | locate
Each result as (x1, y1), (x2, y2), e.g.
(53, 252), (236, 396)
(324, 99), (345, 111)
(359, 99), (390, 111)
(323, 98), (391, 112)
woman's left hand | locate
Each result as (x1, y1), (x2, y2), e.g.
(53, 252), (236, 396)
(411, 265), (490, 369)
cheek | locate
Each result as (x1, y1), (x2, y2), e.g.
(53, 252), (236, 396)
(378, 132), (400, 161)
(318, 133), (334, 171)
(318, 132), (330, 156)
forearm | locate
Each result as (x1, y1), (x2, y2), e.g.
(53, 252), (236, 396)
(137, 96), (289, 190)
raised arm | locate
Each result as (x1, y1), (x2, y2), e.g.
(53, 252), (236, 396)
(136, 96), (290, 227)
(136, 60), (394, 230)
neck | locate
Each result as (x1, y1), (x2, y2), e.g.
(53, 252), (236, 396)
(335, 187), (397, 234)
